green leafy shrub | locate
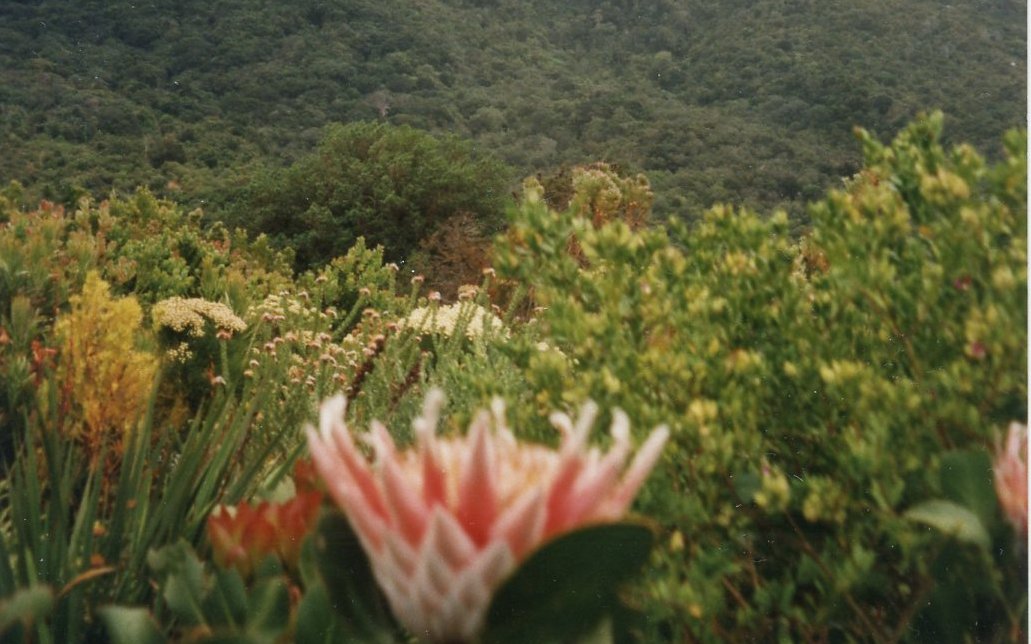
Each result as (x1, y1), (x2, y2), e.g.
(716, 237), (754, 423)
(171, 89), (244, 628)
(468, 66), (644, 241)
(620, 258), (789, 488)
(0, 200), (88, 321)
(0, 169), (525, 643)
(307, 237), (402, 318)
(0, 189), (301, 437)
(88, 190), (294, 308)
(0, 189), (295, 319)
(233, 121), (509, 271)
(495, 113), (1027, 641)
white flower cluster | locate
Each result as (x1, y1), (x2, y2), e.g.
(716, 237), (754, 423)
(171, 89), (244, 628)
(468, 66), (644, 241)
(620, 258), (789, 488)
(248, 328), (360, 387)
(247, 291), (335, 325)
(400, 302), (507, 340)
(153, 297), (247, 337)
(166, 341), (193, 363)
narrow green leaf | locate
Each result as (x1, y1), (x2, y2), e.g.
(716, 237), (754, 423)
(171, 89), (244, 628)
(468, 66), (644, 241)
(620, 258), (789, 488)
(905, 500), (990, 550)
(483, 522), (655, 644)
(106, 379), (160, 575)
(0, 530), (16, 595)
(16, 422), (44, 570)
(98, 606), (166, 644)
(67, 463), (101, 577)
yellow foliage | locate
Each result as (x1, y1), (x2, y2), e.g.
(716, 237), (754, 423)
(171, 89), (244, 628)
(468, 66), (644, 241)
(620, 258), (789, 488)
(53, 272), (158, 461)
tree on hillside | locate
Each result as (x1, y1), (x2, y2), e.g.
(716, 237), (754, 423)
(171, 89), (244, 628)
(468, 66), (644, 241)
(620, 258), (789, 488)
(229, 122), (509, 271)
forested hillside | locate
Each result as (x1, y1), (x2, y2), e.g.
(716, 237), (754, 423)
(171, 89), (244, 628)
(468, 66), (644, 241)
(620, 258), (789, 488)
(0, 0), (1025, 217)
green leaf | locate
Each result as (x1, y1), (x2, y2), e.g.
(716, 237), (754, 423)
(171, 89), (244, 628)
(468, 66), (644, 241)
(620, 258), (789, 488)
(294, 582), (347, 644)
(98, 606), (166, 644)
(575, 616), (614, 644)
(311, 509), (398, 641)
(911, 570), (981, 644)
(0, 585), (54, 635)
(938, 450), (998, 531)
(482, 522), (655, 644)
(904, 500), (990, 550)
(251, 554), (285, 581)
(203, 569), (248, 629)
(148, 541), (208, 625)
(246, 577), (290, 638)
(297, 537), (321, 590)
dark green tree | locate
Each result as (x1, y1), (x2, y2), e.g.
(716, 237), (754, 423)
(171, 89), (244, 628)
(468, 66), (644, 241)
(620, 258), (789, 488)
(234, 122), (508, 271)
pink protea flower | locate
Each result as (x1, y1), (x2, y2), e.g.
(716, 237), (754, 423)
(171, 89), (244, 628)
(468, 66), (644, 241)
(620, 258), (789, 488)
(306, 389), (668, 642)
(994, 421), (1028, 539)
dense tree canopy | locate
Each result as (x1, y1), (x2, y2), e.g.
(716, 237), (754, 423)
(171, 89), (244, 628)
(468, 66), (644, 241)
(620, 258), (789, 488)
(232, 122), (507, 271)
(0, 0), (1024, 219)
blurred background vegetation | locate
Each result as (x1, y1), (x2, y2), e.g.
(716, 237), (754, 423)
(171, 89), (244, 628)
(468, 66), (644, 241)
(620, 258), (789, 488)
(0, 0), (1025, 225)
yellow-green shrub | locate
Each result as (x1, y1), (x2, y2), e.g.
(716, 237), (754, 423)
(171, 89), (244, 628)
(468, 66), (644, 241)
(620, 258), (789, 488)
(495, 114), (1027, 641)
(52, 272), (157, 461)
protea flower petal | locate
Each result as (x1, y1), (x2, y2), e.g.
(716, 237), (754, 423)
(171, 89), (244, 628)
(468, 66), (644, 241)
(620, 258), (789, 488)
(994, 421), (1028, 539)
(306, 389), (668, 642)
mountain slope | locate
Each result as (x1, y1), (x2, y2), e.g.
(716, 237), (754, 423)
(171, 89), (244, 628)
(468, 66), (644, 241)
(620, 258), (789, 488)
(0, 0), (1024, 217)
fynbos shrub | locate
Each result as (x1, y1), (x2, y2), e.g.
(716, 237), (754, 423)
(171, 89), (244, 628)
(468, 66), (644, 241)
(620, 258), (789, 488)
(495, 113), (1027, 641)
